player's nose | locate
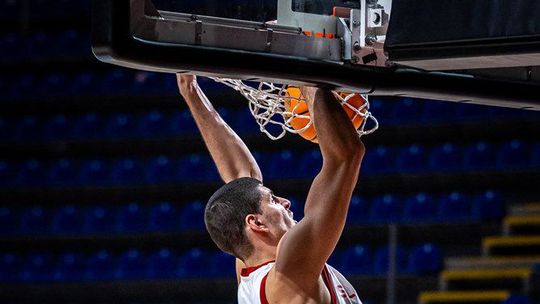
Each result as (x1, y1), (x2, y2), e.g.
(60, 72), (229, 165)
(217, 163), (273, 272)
(279, 197), (291, 210)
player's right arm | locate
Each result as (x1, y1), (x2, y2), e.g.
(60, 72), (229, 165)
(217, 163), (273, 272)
(269, 88), (365, 298)
(176, 74), (262, 183)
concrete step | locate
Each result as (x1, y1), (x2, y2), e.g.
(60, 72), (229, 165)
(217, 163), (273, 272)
(445, 256), (540, 271)
(509, 203), (540, 216)
(440, 268), (531, 292)
(503, 215), (540, 236)
(483, 235), (540, 256)
(418, 290), (510, 304)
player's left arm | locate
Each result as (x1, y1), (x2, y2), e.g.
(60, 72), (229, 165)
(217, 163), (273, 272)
(177, 74), (260, 284)
(177, 74), (262, 183)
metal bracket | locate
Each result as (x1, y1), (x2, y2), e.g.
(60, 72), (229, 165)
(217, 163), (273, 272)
(265, 29), (274, 52)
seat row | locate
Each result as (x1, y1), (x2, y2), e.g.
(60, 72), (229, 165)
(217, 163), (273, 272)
(0, 248), (234, 283)
(2, 70), (538, 125)
(0, 30), (90, 62)
(0, 155), (220, 187)
(0, 243), (441, 283)
(0, 108), (258, 141)
(0, 190), (503, 237)
(0, 201), (206, 236)
(1, 141), (538, 188)
(0, 0), (89, 22)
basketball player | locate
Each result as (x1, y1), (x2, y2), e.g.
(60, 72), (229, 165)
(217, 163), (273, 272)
(177, 74), (364, 304)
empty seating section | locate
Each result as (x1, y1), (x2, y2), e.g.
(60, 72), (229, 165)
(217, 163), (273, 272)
(0, 242), (441, 283)
(0, 190), (505, 239)
(1, 139), (537, 188)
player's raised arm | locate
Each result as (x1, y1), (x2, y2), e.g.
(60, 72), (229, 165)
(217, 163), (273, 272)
(269, 87), (365, 295)
(176, 74), (262, 183)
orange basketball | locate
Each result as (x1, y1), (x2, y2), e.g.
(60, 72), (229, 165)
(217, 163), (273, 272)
(284, 87), (366, 143)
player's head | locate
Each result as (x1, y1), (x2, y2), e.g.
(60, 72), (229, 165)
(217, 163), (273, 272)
(205, 177), (295, 260)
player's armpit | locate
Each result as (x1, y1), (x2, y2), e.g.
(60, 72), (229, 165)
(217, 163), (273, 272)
(270, 155), (362, 291)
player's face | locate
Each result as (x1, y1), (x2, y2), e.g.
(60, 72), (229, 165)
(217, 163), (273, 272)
(258, 186), (296, 240)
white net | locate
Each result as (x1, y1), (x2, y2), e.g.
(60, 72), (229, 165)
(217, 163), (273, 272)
(211, 78), (379, 141)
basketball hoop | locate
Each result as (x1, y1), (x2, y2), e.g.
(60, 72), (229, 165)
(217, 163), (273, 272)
(211, 78), (379, 141)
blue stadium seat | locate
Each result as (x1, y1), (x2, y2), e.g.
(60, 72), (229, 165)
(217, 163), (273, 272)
(20, 253), (53, 282)
(132, 72), (167, 95)
(373, 246), (409, 275)
(110, 158), (145, 185)
(0, 1), (20, 22)
(178, 248), (209, 278)
(71, 72), (100, 97)
(533, 143), (540, 167)
(288, 197), (304, 220)
(138, 111), (170, 138)
(44, 114), (72, 140)
(116, 202), (147, 233)
(370, 194), (402, 223)
(147, 248), (178, 279)
(340, 245), (373, 275)
(456, 103), (492, 121)
(178, 154), (218, 182)
(79, 159), (110, 185)
(429, 143), (463, 172)
(504, 295), (530, 304)
(392, 98), (424, 124)
(0, 33), (26, 61)
(73, 112), (103, 139)
(268, 150), (297, 179)
(57, 29), (89, 56)
(422, 100), (456, 124)
(497, 140), (531, 169)
(29, 32), (54, 58)
(403, 193), (436, 222)
(39, 73), (68, 98)
(104, 113), (137, 139)
(85, 250), (115, 281)
(53, 252), (85, 282)
(210, 251), (236, 278)
(408, 243), (442, 274)
(116, 249), (146, 280)
(149, 202), (179, 232)
(0, 207), (18, 235)
(47, 159), (78, 186)
(84, 206), (116, 234)
(168, 110), (198, 136)
(180, 201), (206, 231)
(16, 160), (47, 187)
(15, 116), (42, 141)
(362, 146), (395, 175)
(20, 207), (49, 235)
(51, 205), (82, 235)
(369, 97), (396, 125)
(233, 108), (260, 134)
(347, 195), (370, 224)
(10, 74), (35, 100)
(146, 155), (177, 184)
(438, 192), (471, 221)
(101, 69), (133, 96)
(397, 144), (427, 172)
(298, 149), (322, 178)
(0, 253), (21, 282)
(0, 160), (15, 187)
(471, 190), (504, 220)
(0, 118), (11, 142)
(464, 142), (497, 171)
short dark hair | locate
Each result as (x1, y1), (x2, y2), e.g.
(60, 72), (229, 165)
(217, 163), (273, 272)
(205, 177), (262, 259)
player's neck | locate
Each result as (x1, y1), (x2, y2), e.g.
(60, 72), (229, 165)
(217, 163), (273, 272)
(243, 244), (277, 267)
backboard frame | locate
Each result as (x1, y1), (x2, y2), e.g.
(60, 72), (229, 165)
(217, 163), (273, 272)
(92, 0), (540, 110)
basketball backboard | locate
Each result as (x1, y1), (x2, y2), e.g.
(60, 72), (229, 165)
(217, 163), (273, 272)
(92, 0), (540, 110)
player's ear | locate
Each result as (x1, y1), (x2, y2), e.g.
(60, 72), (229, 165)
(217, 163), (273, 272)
(246, 214), (268, 233)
